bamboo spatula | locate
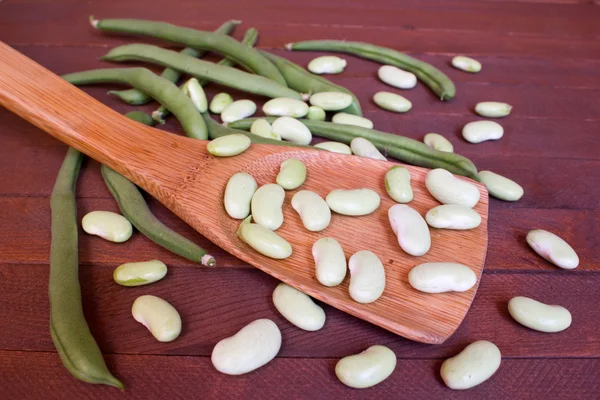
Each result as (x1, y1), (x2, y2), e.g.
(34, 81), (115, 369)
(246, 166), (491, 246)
(0, 42), (488, 344)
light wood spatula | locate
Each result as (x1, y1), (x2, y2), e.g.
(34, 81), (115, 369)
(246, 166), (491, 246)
(0, 42), (488, 344)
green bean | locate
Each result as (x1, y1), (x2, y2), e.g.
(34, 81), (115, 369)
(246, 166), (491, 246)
(101, 165), (216, 266)
(260, 51), (362, 116)
(287, 40), (456, 101)
(109, 19), (239, 105)
(62, 67), (207, 139)
(91, 17), (286, 86)
(230, 118), (478, 180)
(49, 147), (124, 389)
(153, 28), (259, 123)
(101, 45), (303, 101)
(125, 111), (155, 126)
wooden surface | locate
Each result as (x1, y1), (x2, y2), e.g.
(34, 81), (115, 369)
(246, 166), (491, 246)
(0, 0), (599, 398)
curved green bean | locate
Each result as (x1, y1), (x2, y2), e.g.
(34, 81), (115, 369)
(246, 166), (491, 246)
(125, 111), (155, 126)
(230, 118), (478, 180)
(153, 28), (259, 123)
(109, 19), (239, 105)
(260, 51), (362, 116)
(62, 67), (207, 139)
(287, 40), (456, 101)
(101, 165), (216, 266)
(50, 147), (124, 389)
(101, 44), (303, 101)
(91, 17), (286, 86)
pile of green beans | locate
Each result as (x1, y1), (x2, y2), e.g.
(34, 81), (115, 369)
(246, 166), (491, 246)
(287, 40), (456, 101)
(153, 27), (259, 122)
(110, 19), (240, 105)
(230, 118), (479, 180)
(101, 45), (303, 101)
(62, 67), (207, 139)
(91, 17), (287, 85)
(49, 148), (124, 389)
(260, 51), (362, 116)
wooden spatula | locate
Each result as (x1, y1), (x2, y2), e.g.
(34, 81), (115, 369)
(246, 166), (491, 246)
(0, 42), (488, 344)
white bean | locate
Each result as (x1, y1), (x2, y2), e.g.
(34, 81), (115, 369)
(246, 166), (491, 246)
(220, 99), (257, 123)
(237, 217), (292, 259)
(276, 158), (307, 190)
(332, 112), (374, 129)
(271, 116), (312, 145)
(309, 92), (353, 111)
(250, 119), (281, 140)
(224, 172), (257, 219)
(378, 65), (417, 89)
(312, 237), (347, 287)
(385, 166), (412, 203)
(451, 56), (482, 73)
(132, 295), (181, 342)
(113, 260), (167, 287)
(508, 296), (572, 333)
(335, 345), (397, 389)
(441, 341), (501, 390)
(388, 204), (430, 256)
(423, 133), (453, 153)
(314, 141), (352, 154)
(82, 210), (132, 243)
(373, 92), (412, 113)
(478, 170), (523, 201)
(211, 319), (281, 375)
(209, 92), (233, 114)
(348, 250), (385, 303)
(251, 183), (285, 230)
(308, 56), (347, 74)
(326, 188), (381, 216)
(207, 134), (251, 157)
(462, 121), (504, 143)
(425, 168), (481, 208)
(272, 283), (326, 331)
(306, 106), (326, 121)
(262, 98), (309, 118)
(425, 205), (481, 230)
(526, 229), (579, 270)
(408, 262), (477, 293)
(181, 78), (208, 113)
(350, 137), (387, 161)
(291, 190), (331, 232)
(475, 102), (512, 118)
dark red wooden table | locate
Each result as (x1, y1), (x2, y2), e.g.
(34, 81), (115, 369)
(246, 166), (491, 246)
(1, 0), (599, 398)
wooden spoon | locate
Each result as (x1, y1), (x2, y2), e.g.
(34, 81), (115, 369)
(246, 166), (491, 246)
(0, 42), (488, 344)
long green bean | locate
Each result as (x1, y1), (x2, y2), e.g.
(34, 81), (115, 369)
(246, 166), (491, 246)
(230, 118), (478, 180)
(101, 166), (216, 266)
(91, 17), (286, 86)
(49, 147), (124, 389)
(287, 40), (456, 101)
(62, 67), (207, 139)
(124, 111), (155, 126)
(101, 44), (303, 101)
(260, 51), (362, 116)
(109, 19), (240, 105)
(153, 27), (259, 123)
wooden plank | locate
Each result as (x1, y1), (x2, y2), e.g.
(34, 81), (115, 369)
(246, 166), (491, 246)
(0, 265), (598, 357)
(1, 351), (598, 399)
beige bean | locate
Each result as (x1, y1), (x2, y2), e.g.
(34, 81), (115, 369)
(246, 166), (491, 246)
(291, 190), (331, 232)
(388, 204), (430, 256)
(312, 237), (347, 287)
(348, 250), (385, 303)
(332, 112), (374, 129)
(475, 102), (512, 118)
(423, 133), (453, 153)
(82, 210), (132, 243)
(314, 141), (352, 154)
(113, 260), (167, 287)
(250, 119), (281, 140)
(262, 98), (309, 118)
(306, 106), (326, 121)
(237, 217), (292, 259)
(335, 345), (397, 389)
(441, 341), (501, 390)
(271, 116), (312, 145)
(408, 262), (477, 293)
(272, 283), (326, 331)
(425, 204), (481, 230)
(350, 137), (387, 161)
(132, 295), (181, 342)
(373, 92), (412, 113)
(251, 184), (285, 230)
(385, 166), (412, 203)
(220, 99), (257, 123)
(526, 229), (579, 270)
(224, 172), (257, 219)
(378, 65), (417, 89)
(326, 188), (381, 216)
(508, 296), (572, 333)
(211, 319), (281, 375)
(181, 78), (207, 113)
(308, 56), (347, 74)
(309, 92), (353, 111)
(276, 158), (307, 190)
(462, 120), (504, 143)
(425, 168), (481, 208)
(478, 170), (523, 201)
(207, 134), (251, 157)
(451, 56), (482, 73)
(209, 92), (233, 114)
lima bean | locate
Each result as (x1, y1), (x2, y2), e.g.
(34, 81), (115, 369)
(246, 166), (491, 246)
(384, 166), (412, 203)
(250, 119), (281, 140)
(332, 113), (374, 129)
(277, 158), (307, 190)
(335, 345), (397, 389)
(272, 283), (326, 331)
(378, 65), (417, 89)
(373, 92), (412, 113)
(272, 116), (312, 145)
(451, 56), (482, 73)
(224, 172), (257, 219)
(221, 100), (257, 123)
(263, 98), (309, 118)
(441, 341), (501, 390)
(309, 92), (353, 111)
(425, 205), (481, 230)
(291, 190), (331, 232)
(207, 134), (251, 157)
(423, 133), (453, 153)
(132, 295), (181, 342)
(350, 137), (387, 161)
(348, 250), (386, 303)
(408, 262), (477, 293)
(251, 184), (285, 230)
(425, 168), (481, 208)
(209, 92), (233, 114)
(508, 296), (572, 333)
(312, 237), (347, 287)
(326, 188), (381, 216)
(314, 141), (352, 154)
(478, 170), (523, 201)
(113, 260), (167, 287)
(462, 121), (504, 143)
(526, 229), (579, 270)
(82, 210), (132, 243)
(181, 77), (207, 112)
(388, 204), (430, 256)
(308, 56), (347, 74)
(306, 106), (326, 121)
(475, 102), (512, 118)
(237, 217), (292, 259)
